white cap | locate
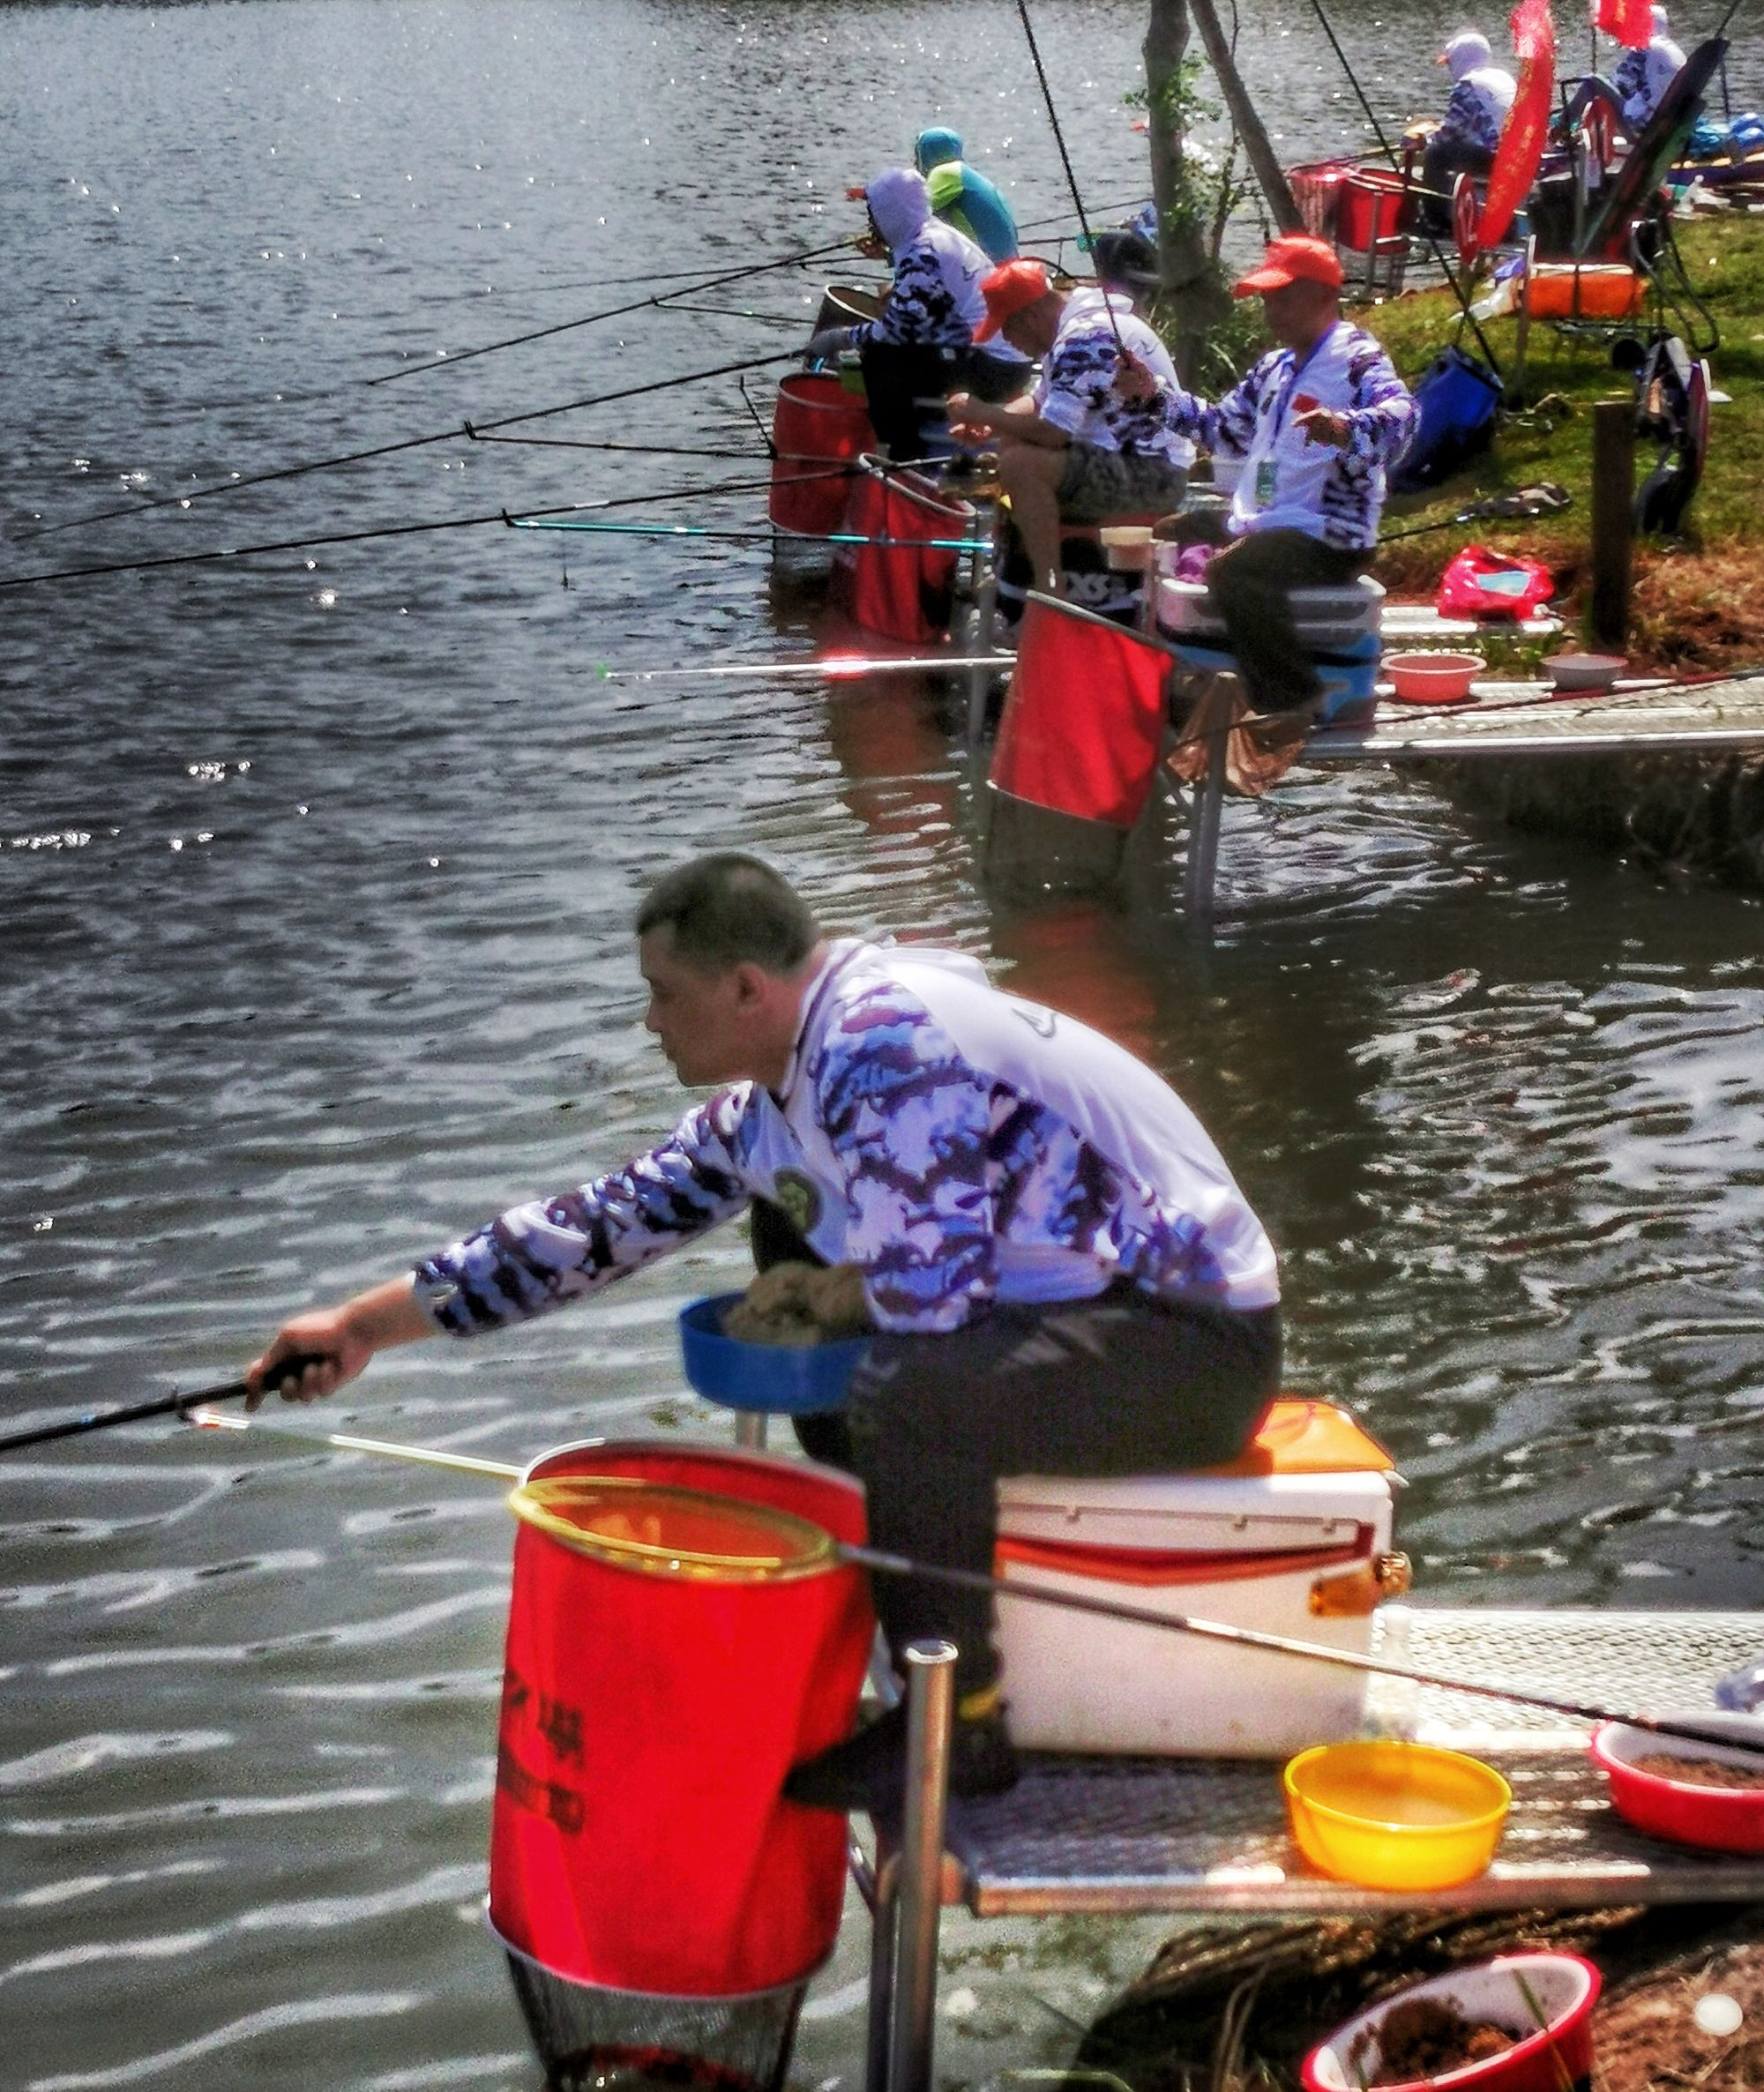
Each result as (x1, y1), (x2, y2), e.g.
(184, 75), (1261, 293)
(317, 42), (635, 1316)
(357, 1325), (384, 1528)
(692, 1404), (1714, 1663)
(1439, 29), (1493, 77)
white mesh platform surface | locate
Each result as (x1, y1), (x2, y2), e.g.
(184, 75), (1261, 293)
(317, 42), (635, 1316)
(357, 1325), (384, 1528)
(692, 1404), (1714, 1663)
(946, 1609), (1764, 1918)
(1304, 676), (1764, 761)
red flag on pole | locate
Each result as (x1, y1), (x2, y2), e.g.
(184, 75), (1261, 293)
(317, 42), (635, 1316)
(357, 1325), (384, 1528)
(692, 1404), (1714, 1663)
(990, 595), (1170, 829)
(1476, 0), (1558, 254)
(1596, 0), (1651, 49)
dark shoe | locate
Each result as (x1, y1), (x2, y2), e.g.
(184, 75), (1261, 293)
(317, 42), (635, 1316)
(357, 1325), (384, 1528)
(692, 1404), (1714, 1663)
(783, 1700), (1021, 1816)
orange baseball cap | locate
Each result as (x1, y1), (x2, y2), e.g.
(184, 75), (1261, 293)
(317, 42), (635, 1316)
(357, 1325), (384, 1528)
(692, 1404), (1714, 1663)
(1231, 234), (1345, 297)
(975, 258), (1055, 340)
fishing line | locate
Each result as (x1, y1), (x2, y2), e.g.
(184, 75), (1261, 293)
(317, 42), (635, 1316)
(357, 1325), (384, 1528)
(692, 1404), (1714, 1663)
(363, 236), (861, 389)
(461, 432), (772, 462)
(1012, 0), (1127, 352)
(1302, 0), (1503, 374)
(26, 350), (801, 541)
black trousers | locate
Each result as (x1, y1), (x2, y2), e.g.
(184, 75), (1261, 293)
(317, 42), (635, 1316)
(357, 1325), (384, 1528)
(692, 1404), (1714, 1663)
(1166, 509), (1371, 716)
(857, 341), (1028, 462)
(847, 1289), (1282, 1692)
(1419, 135), (1495, 233)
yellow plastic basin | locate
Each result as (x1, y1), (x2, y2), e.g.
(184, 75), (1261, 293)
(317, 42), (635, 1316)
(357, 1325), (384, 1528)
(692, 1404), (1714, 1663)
(1283, 1740), (1512, 1892)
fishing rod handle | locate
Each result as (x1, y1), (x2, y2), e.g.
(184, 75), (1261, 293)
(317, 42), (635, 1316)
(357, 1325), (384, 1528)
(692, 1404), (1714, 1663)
(0, 1352), (333, 1456)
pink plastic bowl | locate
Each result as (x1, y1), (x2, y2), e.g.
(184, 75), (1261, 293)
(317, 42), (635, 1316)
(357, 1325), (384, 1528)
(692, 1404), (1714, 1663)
(1384, 651), (1483, 705)
(1590, 1711), (1764, 1853)
(1302, 1951), (1602, 2092)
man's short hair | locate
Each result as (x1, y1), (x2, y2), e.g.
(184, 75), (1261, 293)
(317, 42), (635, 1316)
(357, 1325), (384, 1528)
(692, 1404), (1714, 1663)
(635, 854), (821, 974)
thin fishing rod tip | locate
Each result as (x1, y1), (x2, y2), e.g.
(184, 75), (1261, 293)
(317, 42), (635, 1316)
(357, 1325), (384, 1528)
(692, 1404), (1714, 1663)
(186, 1408), (249, 1431)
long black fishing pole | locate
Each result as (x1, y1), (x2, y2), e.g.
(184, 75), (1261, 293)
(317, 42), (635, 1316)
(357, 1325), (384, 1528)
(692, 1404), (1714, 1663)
(363, 235), (860, 390)
(1303, 0), (1503, 375)
(0, 1355), (325, 1456)
(845, 1543), (1764, 1760)
(118, 1408), (1764, 1758)
(26, 349), (801, 541)
(1012, 0), (1126, 350)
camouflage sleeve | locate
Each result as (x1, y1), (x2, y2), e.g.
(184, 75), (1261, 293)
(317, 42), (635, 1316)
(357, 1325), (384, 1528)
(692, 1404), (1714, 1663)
(1155, 359), (1266, 456)
(811, 986), (998, 1333)
(413, 1089), (754, 1334)
(1341, 336), (1417, 473)
(1037, 330), (1117, 437)
(867, 248), (958, 347)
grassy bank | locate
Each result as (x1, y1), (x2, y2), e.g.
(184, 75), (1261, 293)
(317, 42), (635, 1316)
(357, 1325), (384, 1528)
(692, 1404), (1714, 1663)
(1346, 211), (1764, 676)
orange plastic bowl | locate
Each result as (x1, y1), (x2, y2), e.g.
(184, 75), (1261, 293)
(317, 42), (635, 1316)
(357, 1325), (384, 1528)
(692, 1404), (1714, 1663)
(1284, 1740), (1511, 1891)
(1384, 651), (1483, 705)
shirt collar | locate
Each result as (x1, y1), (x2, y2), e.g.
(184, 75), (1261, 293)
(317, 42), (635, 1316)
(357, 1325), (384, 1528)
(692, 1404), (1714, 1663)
(774, 938), (866, 1102)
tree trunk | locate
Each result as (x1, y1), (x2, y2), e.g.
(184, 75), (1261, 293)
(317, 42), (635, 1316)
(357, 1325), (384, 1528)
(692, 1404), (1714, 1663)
(1187, 0), (1304, 235)
(1142, 0), (1230, 380)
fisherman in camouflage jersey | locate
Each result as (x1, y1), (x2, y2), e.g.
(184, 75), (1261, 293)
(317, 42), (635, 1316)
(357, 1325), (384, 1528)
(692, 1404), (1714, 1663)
(1126, 233), (1415, 730)
(250, 855), (1282, 1815)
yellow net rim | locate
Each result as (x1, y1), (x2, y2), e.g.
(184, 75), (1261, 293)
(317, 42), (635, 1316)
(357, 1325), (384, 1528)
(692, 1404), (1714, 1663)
(506, 1474), (838, 1583)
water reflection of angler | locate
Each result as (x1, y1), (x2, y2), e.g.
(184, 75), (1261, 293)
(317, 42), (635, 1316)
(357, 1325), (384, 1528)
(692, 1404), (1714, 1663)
(801, 168), (1027, 462)
(246, 854), (1282, 1817)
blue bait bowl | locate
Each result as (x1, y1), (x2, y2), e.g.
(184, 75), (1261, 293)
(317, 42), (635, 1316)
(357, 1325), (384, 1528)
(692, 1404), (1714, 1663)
(678, 1293), (868, 1415)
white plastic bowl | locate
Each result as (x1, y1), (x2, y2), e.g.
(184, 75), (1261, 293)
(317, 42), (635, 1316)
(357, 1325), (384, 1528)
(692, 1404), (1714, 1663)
(1546, 652), (1625, 692)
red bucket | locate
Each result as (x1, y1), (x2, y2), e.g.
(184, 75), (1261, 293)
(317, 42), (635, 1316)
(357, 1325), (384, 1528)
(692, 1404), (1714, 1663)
(1337, 167), (1414, 250)
(829, 458), (976, 644)
(768, 374), (875, 536)
(489, 1442), (872, 1998)
(990, 594), (1172, 829)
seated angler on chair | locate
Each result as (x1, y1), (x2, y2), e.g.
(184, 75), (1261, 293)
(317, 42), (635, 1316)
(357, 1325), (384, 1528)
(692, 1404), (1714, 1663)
(1417, 29), (1517, 232)
(1125, 235), (1415, 736)
(801, 168), (1024, 464)
(941, 257), (1194, 601)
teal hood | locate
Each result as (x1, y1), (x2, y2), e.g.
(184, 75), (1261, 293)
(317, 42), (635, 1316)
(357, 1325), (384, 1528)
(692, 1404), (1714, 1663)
(914, 126), (964, 174)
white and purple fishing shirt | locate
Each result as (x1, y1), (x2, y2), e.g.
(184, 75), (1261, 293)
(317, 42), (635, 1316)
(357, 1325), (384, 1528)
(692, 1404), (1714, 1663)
(413, 941), (1279, 1339)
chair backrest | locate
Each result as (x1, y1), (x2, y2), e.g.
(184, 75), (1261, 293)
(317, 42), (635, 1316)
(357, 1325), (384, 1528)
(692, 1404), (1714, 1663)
(1576, 36), (1727, 258)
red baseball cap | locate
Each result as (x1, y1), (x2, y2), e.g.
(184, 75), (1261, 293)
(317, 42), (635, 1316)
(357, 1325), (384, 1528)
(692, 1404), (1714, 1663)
(1231, 234), (1345, 298)
(975, 258), (1056, 340)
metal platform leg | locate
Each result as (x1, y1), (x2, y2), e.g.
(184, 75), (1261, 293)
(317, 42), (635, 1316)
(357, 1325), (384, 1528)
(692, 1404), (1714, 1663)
(733, 1411), (767, 1451)
(886, 1640), (955, 2092)
(1184, 716), (1227, 928)
(967, 548), (1001, 747)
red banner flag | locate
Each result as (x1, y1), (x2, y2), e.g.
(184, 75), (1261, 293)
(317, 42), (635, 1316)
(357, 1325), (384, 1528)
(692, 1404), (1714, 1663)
(1477, 0), (1558, 253)
(1596, 0), (1651, 49)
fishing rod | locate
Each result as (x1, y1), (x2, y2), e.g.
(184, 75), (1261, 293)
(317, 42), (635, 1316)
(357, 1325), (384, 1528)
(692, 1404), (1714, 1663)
(363, 235), (862, 390)
(108, 1397), (1764, 1761)
(510, 517), (988, 551)
(591, 652), (1013, 683)
(1013, 0), (1127, 354)
(1303, 0), (1503, 375)
(843, 1543), (1764, 1760)
(24, 349), (802, 542)
(0, 1354), (328, 1456)
(189, 1406), (523, 1480)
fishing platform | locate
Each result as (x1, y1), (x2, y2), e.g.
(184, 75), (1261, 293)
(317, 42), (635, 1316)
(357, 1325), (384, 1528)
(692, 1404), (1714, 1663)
(859, 1606), (1764, 2092)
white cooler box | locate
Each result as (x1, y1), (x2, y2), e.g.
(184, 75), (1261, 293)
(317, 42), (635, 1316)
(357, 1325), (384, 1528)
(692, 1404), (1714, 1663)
(995, 1464), (1400, 1758)
(1155, 567), (1387, 656)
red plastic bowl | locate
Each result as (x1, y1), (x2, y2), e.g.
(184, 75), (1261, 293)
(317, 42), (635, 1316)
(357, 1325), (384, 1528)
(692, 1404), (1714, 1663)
(1302, 1952), (1601, 2092)
(1590, 1711), (1764, 1852)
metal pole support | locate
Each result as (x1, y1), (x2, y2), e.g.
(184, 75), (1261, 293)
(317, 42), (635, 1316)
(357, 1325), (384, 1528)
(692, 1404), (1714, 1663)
(1590, 398), (1633, 653)
(1185, 693), (1228, 930)
(733, 1410), (767, 1451)
(886, 1640), (956, 2092)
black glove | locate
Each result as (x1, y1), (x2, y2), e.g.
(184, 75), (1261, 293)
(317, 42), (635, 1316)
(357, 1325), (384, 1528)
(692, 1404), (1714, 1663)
(804, 327), (854, 365)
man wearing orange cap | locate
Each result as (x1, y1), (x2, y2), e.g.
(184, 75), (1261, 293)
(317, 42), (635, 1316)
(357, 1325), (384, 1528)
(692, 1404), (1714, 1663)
(1129, 233), (1414, 729)
(943, 257), (1193, 600)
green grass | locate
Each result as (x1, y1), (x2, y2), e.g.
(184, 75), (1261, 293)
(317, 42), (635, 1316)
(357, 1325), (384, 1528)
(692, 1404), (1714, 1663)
(1336, 211), (1764, 667)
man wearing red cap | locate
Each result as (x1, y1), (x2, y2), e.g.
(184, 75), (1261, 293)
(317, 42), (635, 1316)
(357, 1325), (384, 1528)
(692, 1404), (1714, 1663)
(1129, 233), (1414, 730)
(943, 257), (1193, 600)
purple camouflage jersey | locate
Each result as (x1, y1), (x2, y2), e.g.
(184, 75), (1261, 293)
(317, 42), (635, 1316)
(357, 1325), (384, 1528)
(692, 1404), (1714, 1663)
(414, 943), (1279, 1340)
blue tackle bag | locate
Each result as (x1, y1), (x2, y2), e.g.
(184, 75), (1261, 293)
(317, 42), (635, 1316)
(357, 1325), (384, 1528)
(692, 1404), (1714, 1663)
(1390, 347), (1502, 495)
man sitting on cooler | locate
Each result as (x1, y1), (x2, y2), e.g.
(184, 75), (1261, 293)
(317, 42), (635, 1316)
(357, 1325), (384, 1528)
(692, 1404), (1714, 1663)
(941, 257), (1194, 601)
(801, 168), (1021, 462)
(1126, 233), (1414, 730)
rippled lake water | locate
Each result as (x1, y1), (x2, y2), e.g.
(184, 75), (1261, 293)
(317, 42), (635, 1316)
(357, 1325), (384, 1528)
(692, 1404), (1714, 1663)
(4, 3), (1764, 2088)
